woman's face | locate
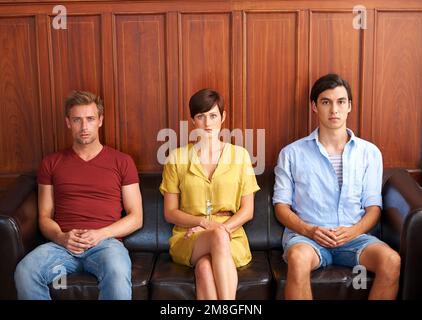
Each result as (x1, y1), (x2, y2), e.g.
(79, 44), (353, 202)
(192, 104), (226, 139)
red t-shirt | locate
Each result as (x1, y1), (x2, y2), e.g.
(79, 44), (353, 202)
(37, 146), (139, 232)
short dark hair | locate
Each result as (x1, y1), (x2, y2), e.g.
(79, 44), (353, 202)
(189, 88), (224, 118)
(310, 74), (352, 104)
(65, 90), (104, 117)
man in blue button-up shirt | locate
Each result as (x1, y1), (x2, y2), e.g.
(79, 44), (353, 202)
(273, 74), (401, 300)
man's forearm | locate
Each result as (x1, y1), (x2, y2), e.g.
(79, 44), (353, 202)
(274, 204), (314, 238)
(39, 216), (64, 244)
(100, 211), (142, 239)
(353, 205), (381, 235)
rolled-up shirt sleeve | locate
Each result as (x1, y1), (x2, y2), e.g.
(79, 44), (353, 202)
(273, 148), (294, 206)
(362, 146), (383, 209)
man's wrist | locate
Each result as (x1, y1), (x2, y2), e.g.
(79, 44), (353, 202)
(351, 224), (361, 238)
(53, 231), (65, 247)
(99, 227), (111, 240)
(303, 224), (315, 239)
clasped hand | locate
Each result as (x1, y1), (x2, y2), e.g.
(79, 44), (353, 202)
(60, 229), (105, 254)
(311, 225), (358, 248)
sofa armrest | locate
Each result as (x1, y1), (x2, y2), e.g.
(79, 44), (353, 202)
(382, 168), (422, 299)
(0, 174), (38, 299)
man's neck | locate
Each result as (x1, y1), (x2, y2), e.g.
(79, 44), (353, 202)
(318, 126), (349, 155)
(72, 141), (103, 161)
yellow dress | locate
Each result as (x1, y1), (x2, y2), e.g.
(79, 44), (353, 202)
(159, 143), (260, 268)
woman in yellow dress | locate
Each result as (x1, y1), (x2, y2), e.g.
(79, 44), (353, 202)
(160, 88), (260, 300)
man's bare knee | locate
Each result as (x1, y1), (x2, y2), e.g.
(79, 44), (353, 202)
(377, 249), (401, 281)
(286, 244), (319, 271)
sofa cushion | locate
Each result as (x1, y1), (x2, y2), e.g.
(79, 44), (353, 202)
(236, 251), (274, 300)
(150, 251), (273, 300)
(150, 253), (195, 299)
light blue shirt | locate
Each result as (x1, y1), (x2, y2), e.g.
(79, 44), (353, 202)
(273, 128), (383, 238)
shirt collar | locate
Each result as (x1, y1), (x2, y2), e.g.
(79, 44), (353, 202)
(188, 143), (231, 181)
(304, 127), (357, 145)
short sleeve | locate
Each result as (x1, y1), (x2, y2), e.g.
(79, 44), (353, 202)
(241, 149), (260, 196)
(362, 146), (383, 208)
(160, 151), (180, 195)
(273, 148), (294, 205)
(37, 157), (53, 185)
(121, 155), (139, 186)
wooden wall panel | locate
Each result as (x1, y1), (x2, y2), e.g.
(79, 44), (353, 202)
(309, 11), (363, 134)
(0, 1), (421, 186)
(245, 12), (298, 168)
(115, 14), (167, 172)
(373, 11), (422, 169)
(0, 16), (42, 174)
(180, 13), (232, 131)
(50, 15), (103, 151)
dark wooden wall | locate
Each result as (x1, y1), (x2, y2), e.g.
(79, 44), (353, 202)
(1, 0), (421, 191)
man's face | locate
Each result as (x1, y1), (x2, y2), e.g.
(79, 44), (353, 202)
(65, 103), (103, 145)
(312, 86), (351, 130)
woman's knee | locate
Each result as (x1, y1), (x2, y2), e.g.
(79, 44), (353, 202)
(210, 227), (231, 250)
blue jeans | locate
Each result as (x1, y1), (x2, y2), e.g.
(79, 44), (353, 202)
(14, 238), (132, 300)
(282, 232), (385, 268)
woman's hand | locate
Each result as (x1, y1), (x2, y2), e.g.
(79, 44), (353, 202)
(184, 219), (232, 240)
(184, 226), (205, 239)
(201, 219), (232, 239)
(200, 219), (222, 230)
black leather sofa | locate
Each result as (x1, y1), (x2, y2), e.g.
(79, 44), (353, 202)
(0, 168), (421, 300)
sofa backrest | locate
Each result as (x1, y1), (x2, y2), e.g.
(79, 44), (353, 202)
(244, 173), (284, 250)
(124, 171), (390, 253)
(19, 171), (385, 253)
(123, 174), (170, 252)
(124, 172), (284, 252)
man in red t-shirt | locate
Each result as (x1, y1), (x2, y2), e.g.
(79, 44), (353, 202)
(14, 90), (143, 300)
